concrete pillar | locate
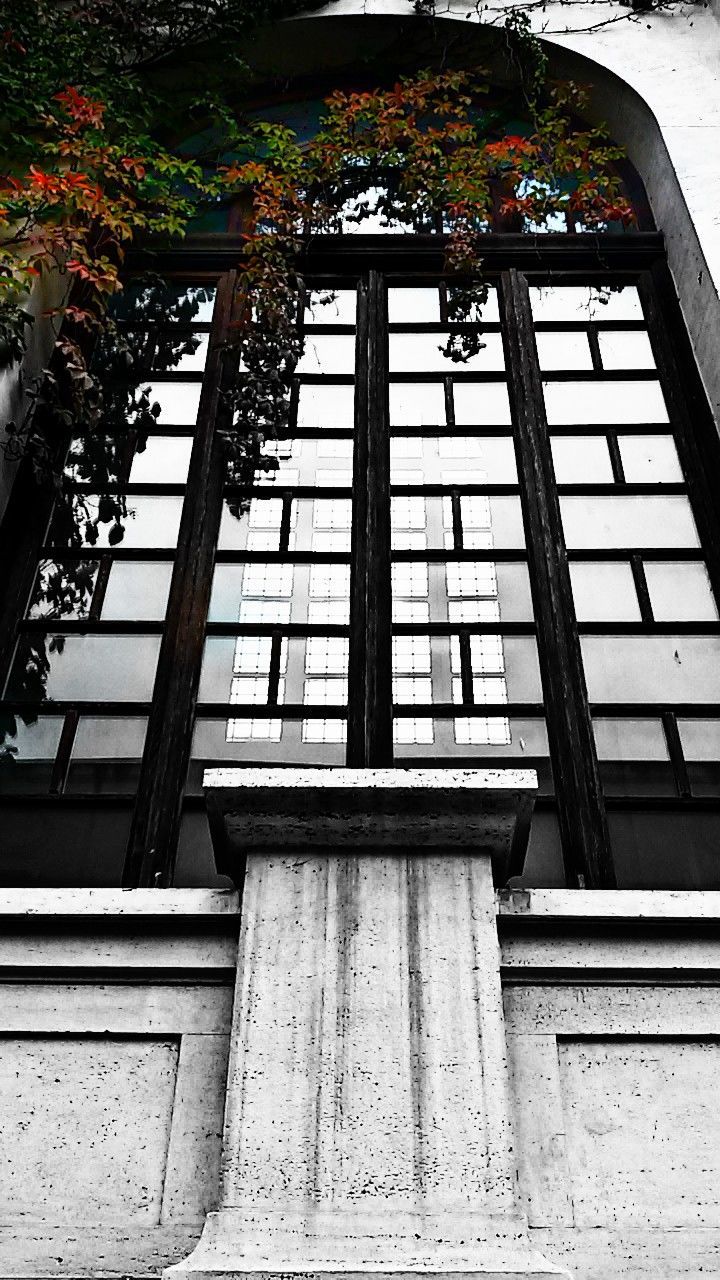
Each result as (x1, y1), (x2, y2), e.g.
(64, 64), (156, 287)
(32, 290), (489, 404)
(167, 771), (568, 1280)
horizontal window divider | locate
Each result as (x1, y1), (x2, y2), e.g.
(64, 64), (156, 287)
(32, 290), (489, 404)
(275, 427), (354, 439)
(214, 550), (352, 564)
(0, 701), (152, 715)
(68, 483), (188, 496)
(388, 483), (520, 496)
(389, 371), (508, 384)
(224, 484), (352, 498)
(577, 622), (720, 635)
(18, 620), (165, 635)
(603, 796), (720, 812)
(389, 425), (514, 437)
(66, 425), (197, 441)
(589, 703), (720, 716)
(387, 323), (503, 334)
(196, 703), (347, 718)
(540, 369), (660, 383)
(547, 422), (677, 435)
(295, 373), (355, 385)
(390, 622), (536, 635)
(391, 549), (528, 562)
(532, 320), (647, 333)
(204, 622), (351, 636)
(40, 547), (178, 561)
(192, 702), (544, 718)
(137, 233), (663, 277)
(393, 702), (542, 716)
(567, 548), (707, 562)
(556, 483), (686, 496)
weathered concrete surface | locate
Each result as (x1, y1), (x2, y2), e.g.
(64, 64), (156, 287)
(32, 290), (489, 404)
(168, 852), (566, 1279)
(0, 889), (238, 1277)
(502, 895), (720, 1277)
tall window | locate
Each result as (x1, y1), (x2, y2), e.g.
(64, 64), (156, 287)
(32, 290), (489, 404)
(2, 235), (720, 890)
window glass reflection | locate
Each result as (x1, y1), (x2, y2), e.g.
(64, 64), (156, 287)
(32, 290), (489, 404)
(561, 496), (699, 549)
(5, 634), (161, 702)
(617, 434), (683, 482)
(581, 635), (720, 702)
(551, 436), (614, 483)
(530, 285), (643, 323)
(544, 379), (668, 426)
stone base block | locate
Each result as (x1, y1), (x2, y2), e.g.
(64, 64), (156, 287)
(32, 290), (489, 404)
(164, 1209), (570, 1279)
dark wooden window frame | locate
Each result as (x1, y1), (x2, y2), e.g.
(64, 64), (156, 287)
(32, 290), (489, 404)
(2, 232), (720, 889)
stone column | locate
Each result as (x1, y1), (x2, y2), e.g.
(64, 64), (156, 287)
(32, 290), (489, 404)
(167, 770), (568, 1280)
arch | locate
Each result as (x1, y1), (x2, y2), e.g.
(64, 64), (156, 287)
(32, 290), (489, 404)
(238, 5), (720, 431)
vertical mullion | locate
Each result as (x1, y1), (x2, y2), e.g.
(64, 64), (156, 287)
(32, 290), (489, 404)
(122, 269), (240, 887)
(499, 267), (616, 889)
(347, 270), (393, 766)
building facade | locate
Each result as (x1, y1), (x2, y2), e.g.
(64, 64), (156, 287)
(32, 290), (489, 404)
(2, 3), (720, 1278)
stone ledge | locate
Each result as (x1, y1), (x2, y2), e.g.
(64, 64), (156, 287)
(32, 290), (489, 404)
(0, 889), (240, 918)
(497, 888), (720, 922)
(204, 767), (537, 887)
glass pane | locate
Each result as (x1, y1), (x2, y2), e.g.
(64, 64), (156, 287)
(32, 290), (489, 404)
(453, 383), (512, 426)
(439, 561), (533, 623)
(393, 495), (526, 551)
(297, 383), (354, 430)
(72, 716), (147, 759)
(128, 436), (193, 484)
(390, 382), (446, 427)
(305, 289), (357, 325)
(598, 330), (655, 370)
(218, 496), (351, 553)
(388, 287), (441, 324)
(199, 634), (347, 705)
(209, 563), (293, 625)
(66, 716), (148, 794)
(544, 380), (668, 425)
(5, 634), (161, 702)
(192, 715), (347, 764)
(535, 332), (593, 371)
(645, 561), (718, 621)
(389, 332), (505, 373)
(151, 333), (209, 373)
(531, 285), (643, 322)
(101, 562), (173, 620)
(581, 635), (720, 702)
(551, 436), (614, 483)
(297, 334), (356, 374)
(678, 719), (720, 761)
(617, 434), (683, 482)
(110, 281), (215, 324)
(392, 714), (548, 760)
(144, 381), (202, 426)
(0, 804), (131, 886)
(593, 717), (669, 760)
(390, 436), (517, 484)
(561, 496), (699, 549)
(253, 437), (353, 488)
(570, 562), (641, 621)
(27, 560), (98, 621)
(48, 496), (184, 549)
(0, 715), (63, 792)
(609, 811), (720, 890)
